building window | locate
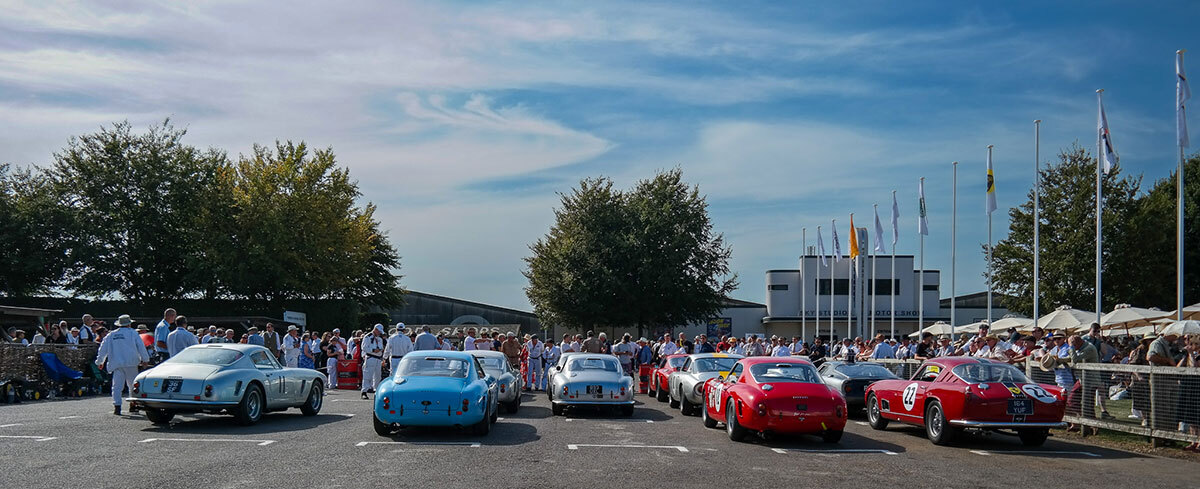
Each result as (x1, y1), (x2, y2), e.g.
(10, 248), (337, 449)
(816, 279), (850, 295)
(768, 284), (789, 291)
(923, 284), (939, 291)
(868, 279), (899, 295)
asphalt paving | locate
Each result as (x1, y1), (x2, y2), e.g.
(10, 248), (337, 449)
(0, 386), (1193, 489)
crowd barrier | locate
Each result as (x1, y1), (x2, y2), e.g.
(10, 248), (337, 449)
(1, 343), (99, 382)
(870, 358), (1200, 444)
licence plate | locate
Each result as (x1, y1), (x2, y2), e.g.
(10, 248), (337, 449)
(1007, 399), (1034, 415)
(586, 385), (602, 397)
(164, 379), (183, 393)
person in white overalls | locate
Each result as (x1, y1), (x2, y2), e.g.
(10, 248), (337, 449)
(384, 323), (414, 375)
(523, 335), (544, 391)
(95, 314), (150, 415)
(360, 324), (386, 399)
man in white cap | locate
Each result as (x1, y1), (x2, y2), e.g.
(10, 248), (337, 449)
(95, 314), (150, 415)
(360, 324), (386, 399)
(384, 323), (414, 375)
(523, 334), (544, 391)
(463, 327), (478, 351)
(282, 325), (303, 368)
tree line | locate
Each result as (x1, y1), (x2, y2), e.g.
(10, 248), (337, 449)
(991, 144), (1199, 316)
(0, 120), (404, 307)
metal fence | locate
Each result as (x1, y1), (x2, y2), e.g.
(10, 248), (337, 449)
(870, 358), (1200, 444)
(1, 343), (99, 382)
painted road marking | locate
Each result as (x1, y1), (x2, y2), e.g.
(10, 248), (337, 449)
(139, 438), (276, 446)
(772, 448), (898, 456)
(0, 435), (57, 442)
(58, 416), (81, 420)
(355, 441), (481, 447)
(0, 423), (23, 428)
(564, 418), (653, 423)
(970, 450), (1100, 457)
(567, 444), (687, 452)
(855, 421), (869, 426)
(331, 399), (370, 402)
(325, 413), (356, 417)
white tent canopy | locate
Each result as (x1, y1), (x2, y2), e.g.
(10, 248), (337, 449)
(1036, 305), (1095, 332)
(908, 321), (955, 338)
(1101, 304), (1169, 329)
(1161, 320), (1200, 336)
(992, 316), (1035, 332)
(956, 321), (989, 335)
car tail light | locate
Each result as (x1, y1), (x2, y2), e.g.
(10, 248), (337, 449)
(756, 402), (766, 416)
(562, 386), (569, 396)
(462, 399), (470, 413)
(500, 383), (506, 393)
(620, 386), (627, 396)
(204, 385), (213, 397)
(383, 397), (390, 409)
(844, 384), (852, 393)
(836, 405), (845, 418)
(693, 383), (704, 396)
(132, 381), (140, 394)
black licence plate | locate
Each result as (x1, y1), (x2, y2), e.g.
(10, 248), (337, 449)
(164, 379), (183, 393)
(1007, 399), (1034, 415)
(586, 385), (602, 397)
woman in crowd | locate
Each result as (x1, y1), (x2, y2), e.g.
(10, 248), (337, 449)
(298, 332), (315, 369)
(49, 323), (68, 344)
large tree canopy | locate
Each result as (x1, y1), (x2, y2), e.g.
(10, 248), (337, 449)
(0, 164), (73, 296)
(524, 169), (737, 335)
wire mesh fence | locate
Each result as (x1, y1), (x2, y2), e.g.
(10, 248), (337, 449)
(870, 357), (1200, 444)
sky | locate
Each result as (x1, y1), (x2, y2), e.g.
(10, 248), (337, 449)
(1, 1), (1197, 312)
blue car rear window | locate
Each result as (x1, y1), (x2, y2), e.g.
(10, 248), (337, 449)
(397, 357), (470, 378)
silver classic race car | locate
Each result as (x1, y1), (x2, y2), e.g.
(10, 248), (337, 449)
(667, 352), (742, 416)
(469, 350), (523, 413)
(127, 344), (327, 425)
(549, 353), (634, 416)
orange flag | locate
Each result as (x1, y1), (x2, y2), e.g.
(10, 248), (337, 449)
(848, 213), (860, 259)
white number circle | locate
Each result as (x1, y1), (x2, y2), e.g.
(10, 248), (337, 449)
(901, 382), (919, 411)
(1021, 384), (1056, 403)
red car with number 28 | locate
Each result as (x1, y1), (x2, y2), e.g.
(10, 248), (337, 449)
(701, 357), (847, 443)
(648, 354), (687, 403)
(864, 357), (1066, 447)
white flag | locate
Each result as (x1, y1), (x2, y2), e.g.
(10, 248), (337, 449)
(986, 149), (997, 216)
(918, 179), (929, 236)
(817, 226), (827, 267)
(1098, 92), (1119, 174)
(831, 219), (842, 262)
(873, 205), (886, 253)
(1180, 50), (1191, 148)
(891, 191), (900, 246)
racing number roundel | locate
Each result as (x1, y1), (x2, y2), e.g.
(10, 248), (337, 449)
(1021, 384), (1057, 403)
(901, 382), (919, 411)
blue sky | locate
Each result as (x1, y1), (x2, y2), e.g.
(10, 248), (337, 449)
(1, 1), (1196, 311)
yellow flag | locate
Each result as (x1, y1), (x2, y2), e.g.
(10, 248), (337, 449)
(848, 214), (859, 259)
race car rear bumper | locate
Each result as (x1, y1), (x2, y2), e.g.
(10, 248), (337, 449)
(949, 420), (1067, 429)
(125, 398), (239, 410)
(552, 399), (635, 406)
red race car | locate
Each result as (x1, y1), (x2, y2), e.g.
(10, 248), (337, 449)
(648, 354), (688, 403)
(864, 357), (1066, 446)
(701, 357), (847, 443)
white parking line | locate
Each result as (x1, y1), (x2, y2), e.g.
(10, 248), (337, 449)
(969, 450), (1100, 457)
(564, 418), (653, 423)
(0, 423), (22, 428)
(0, 435), (57, 442)
(331, 399), (370, 402)
(567, 444), (688, 452)
(325, 413), (356, 417)
(355, 441), (481, 447)
(58, 416), (82, 420)
(772, 448), (898, 456)
(139, 438), (276, 446)
(855, 421), (869, 426)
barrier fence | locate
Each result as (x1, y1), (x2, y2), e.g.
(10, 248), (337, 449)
(1, 343), (100, 382)
(871, 358), (1200, 444)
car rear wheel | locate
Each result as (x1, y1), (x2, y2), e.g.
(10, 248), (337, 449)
(726, 399), (747, 442)
(372, 412), (392, 436)
(552, 403), (564, 416)
(867, 393), (889, 430)
(144, 407), (175, 425)
(473, 409), (492, 436)
(655, 380), (669, 402)
(701, 403), (718, 428)
(821, 430), (843, 443)
(504, 395), (521, 414)
(620, 405), (634, 417)
(489, 398), (499, 424)
(924, 400), (958, 446)
(232, 384), (263, 426)
(680, 389), (697, 416)
(647, 379), (658, 398)
(668, 387), (680, 409)
(1018, 428), (1049, 447)
(300, 381), (323, 416)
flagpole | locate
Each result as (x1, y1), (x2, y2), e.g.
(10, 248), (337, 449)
(1179, 50), (1189, 321)
(873, 202), (883, 335)
(801, 227), (807, 342)
(918, 178), (925, 334)
(816, 225), (822, 343)
(848, 214), (854, 342)
(1034, 120), (1042, 329)
(1096, 89), (1105, 325)
(830, 220), (836, 345)
(891, 191), (897, 340)
(987, 145), (994, 326)
(951, 161), (958, 341)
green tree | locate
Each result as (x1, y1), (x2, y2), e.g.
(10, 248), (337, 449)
(50, 120), (227, 300)
(216, 141), (404, 306)
(1125, 155), (1200, 309)
(0, 164), (73, 296)
(524, 169), (737, 336)
(990, 144), (1141, 316)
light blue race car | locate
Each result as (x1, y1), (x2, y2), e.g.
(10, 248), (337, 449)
(372, 351), (499, 436)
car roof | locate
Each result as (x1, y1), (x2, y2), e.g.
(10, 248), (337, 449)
(192, 343), (268, 354)
(467, 350), (506, 359)
(406, 351), (474, 360)
(738, 357), (813, 366)
(687, 353), (744, 359)
(568, 354), (619, 361)
(921, 357), (987, 368)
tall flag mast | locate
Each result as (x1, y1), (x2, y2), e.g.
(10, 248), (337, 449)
(918, 178), (929, 333)
(1096, 89), (1119, 324)
(986, 145), (997, 326)
(1177, 50), (1191, 321)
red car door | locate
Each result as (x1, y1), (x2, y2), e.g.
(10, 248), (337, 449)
(709, 362), (744, 418)
(892, 363), (942, 424)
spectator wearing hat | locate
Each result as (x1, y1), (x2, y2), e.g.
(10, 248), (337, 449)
(245, 327), (264, 346)
(95, 314), (150, 415)
(282, 325), (303, 368)
(11, 329), (29, 345)
(360, 324), (386, 399)
(384, 323), (413, 375)
(636, 337), (653, 367)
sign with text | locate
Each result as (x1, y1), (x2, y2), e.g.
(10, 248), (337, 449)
(283, 310), (307, 327)
(707, 318), (732, 337)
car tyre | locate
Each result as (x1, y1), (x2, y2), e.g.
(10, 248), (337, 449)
(1018, 428), (1049, 447)
(924, 400), (958, 446)
(655, 381), (669, 402)
(701, 404), (718, 428)
(726, 399), (747, 442)
(144, 407), (175, 425)
(647, 379), (657, 399)
(473, 409), (492, 436)
(821, 430), (843, 443)
(300, 381), (323, 416)
(620, 405), (634, 417)
(504, 396), (521, 414)
(372, 412), (392, 436)
(867, 393), (889, 430)
(680, 391), (696, 416)
(668, 387), (680, 409)
(490, 398), (499, 424)
(552, 403), (564, 416)
(232, 384), (264, 426)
